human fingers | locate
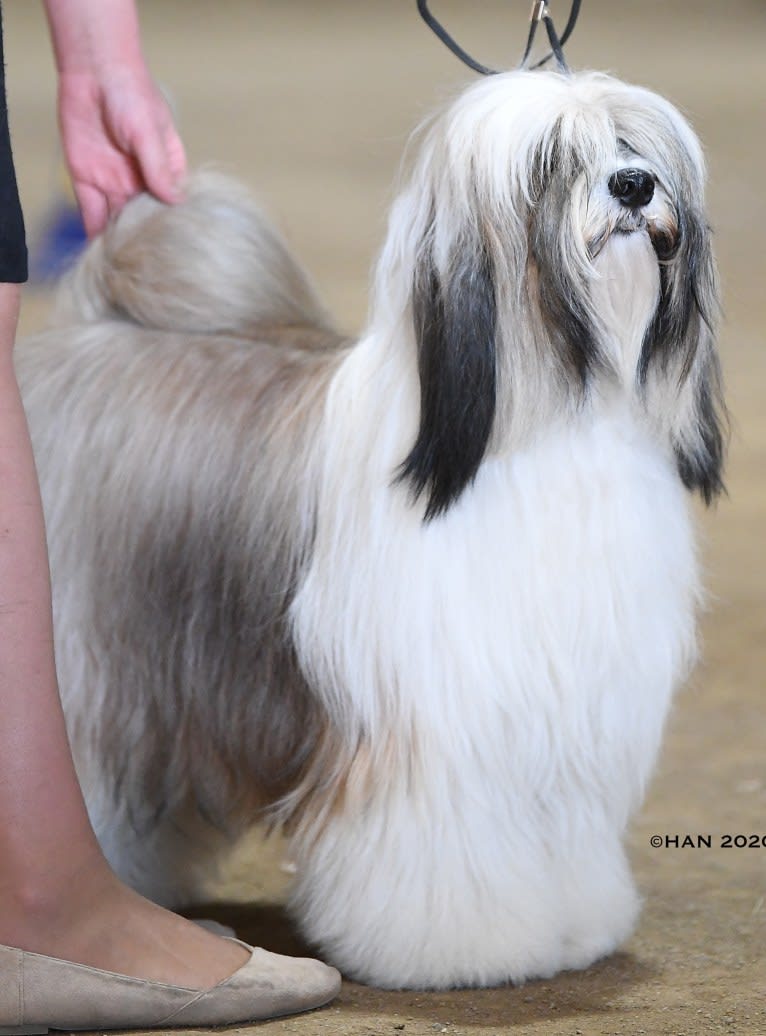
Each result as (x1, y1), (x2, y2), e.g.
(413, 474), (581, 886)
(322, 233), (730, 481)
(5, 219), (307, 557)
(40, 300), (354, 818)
(130, 112), (186, 205)
(74, 181), (110, 238)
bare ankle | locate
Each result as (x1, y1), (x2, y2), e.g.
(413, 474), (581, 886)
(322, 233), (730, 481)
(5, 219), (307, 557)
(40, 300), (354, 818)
(0, 856), (118, 950)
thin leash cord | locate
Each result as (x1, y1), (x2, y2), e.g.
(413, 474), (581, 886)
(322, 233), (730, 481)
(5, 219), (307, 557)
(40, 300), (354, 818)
(522, 0), (582, 70)
(416, 0), (497, 75)
(417, 0), (582, 76)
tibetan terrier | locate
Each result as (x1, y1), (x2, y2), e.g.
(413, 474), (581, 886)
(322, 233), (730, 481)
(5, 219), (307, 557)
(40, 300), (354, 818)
(18, 68), (725, 989)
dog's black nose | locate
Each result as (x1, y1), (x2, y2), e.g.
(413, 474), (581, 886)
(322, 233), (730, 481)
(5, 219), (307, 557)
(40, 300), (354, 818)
(608, 168), (655, 209)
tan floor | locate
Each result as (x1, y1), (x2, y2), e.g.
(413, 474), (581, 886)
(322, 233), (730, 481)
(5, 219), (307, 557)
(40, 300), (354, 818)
(3, 2), (764, 1034)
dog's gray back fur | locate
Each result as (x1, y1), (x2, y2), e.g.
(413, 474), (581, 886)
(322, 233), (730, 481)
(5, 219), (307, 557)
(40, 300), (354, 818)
(17, 173), (346, 901)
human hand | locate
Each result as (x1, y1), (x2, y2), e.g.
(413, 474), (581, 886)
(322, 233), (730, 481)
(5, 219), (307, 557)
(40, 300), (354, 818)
(56, 67), (186, 237)
(44, 0), (187, 237)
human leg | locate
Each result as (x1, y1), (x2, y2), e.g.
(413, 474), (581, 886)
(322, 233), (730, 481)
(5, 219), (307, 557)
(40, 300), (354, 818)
(0, 281), (251, 987)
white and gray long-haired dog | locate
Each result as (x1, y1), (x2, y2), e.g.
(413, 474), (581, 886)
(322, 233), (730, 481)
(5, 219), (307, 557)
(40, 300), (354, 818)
(18, 69), (724, 989)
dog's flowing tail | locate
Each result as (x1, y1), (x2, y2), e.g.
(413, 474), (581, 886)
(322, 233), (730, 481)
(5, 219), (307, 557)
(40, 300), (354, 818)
(51, 170), (331, 337)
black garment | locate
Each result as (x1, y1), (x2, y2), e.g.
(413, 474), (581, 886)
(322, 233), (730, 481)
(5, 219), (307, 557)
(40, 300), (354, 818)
(0, 2), (28, 284)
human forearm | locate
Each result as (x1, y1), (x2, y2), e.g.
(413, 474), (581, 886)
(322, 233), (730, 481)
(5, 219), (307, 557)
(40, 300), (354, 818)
(43, 0), (144, 77)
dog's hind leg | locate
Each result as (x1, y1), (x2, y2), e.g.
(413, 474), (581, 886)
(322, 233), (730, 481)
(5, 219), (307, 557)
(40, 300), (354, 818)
(88, 799), (230, 910)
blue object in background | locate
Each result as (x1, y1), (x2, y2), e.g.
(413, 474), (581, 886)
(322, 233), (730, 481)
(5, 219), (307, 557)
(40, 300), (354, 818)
(30, 201), (87, 283)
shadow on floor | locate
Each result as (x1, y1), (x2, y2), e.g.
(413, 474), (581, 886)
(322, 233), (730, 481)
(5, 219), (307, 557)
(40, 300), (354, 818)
(185, 900), (660, 1030)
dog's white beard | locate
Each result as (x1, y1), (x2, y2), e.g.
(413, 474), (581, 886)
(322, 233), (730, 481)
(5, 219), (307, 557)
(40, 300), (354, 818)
(593, 230), (660, 387)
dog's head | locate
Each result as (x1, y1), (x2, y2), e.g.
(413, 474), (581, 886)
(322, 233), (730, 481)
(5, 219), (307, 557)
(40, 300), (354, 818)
(383, 70), (725, 518)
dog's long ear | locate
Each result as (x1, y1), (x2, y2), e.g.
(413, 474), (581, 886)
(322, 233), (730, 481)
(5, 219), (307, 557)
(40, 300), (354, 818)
(640, 208), (726, 505)
(675, 359), (726, 505)
(397, 228), (497, 521)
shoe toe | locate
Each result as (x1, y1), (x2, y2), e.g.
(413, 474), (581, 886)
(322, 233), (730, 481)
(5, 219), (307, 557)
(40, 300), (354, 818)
(246, 948), (342, 1015)
(164, 945), (342, 1025)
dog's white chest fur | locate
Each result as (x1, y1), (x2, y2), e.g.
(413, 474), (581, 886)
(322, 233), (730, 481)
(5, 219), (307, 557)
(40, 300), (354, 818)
(290, 390), (697, 985)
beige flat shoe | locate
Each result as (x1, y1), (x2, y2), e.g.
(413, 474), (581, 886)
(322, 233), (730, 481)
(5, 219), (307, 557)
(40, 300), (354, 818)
(0, 939), (341, 1032)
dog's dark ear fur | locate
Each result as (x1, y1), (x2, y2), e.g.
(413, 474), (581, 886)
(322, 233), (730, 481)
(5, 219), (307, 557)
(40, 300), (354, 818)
(397, 231), (497, 521)
(641, 208), (726, 505)
(675, 365), (726, 505)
